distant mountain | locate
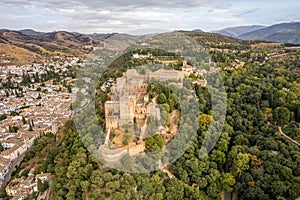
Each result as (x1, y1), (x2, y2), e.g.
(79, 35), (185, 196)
(0, 30), (103, 55)
(0, 29), (149, 59)
(41, 31), (101, 46)
(192, 29), (204, 33)
(0, 28), (285, 65)
(213, 25), (265, 37)
(90, 33), (112, 39)
(19, 29), (44, 36)
(142, 33), (160, 37)
(239, 22), (300, 44)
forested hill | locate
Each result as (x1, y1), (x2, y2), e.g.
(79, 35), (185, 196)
(8, 32), (300, 200)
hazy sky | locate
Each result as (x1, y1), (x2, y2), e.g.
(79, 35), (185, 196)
(0, 0), (299, 34)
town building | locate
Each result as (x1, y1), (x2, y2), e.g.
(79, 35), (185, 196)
(181, 60), (194, 77)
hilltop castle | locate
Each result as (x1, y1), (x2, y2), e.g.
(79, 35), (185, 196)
(104, 68), (183, 131)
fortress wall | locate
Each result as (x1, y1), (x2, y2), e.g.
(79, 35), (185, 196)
(104, 101), (120, 117)
(135, 107), (148, 114)
(106, 117), (119, 129)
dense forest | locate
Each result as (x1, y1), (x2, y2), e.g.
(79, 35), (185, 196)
(9, 32), (300, 200)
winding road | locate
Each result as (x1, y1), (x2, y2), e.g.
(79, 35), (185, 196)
(278, 126), (300, 146)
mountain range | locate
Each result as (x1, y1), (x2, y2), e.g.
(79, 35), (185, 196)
(212, 25), (266, 37)
(0, 21), (299, 63)
(0, 29), (147, 65)
(0, 29), (102, 53)
(213, 22), (300, 44)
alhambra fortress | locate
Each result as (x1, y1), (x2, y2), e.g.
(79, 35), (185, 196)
(99, 55), (207, 161)
(104, 68), (183, 132)
(104, 60), (206, 132)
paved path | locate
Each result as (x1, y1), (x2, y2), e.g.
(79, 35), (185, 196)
(278, 126), (300, 146)
(104, 128), (111, 146)
(221, 192), (232, 200)
(72, 98), (90, 115)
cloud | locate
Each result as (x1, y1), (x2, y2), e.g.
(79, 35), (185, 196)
(233, 8), (259, 17)
(214, 2), (232, 10)
(1, 0), (211, 10)
(0, 0), (212, 34)
(0, 0), (299, 34)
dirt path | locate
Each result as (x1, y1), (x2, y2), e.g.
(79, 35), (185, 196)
(139, 117), (148, 142)
(162, 168), (175, 179)
(159, 160), (175, 179)
(169, 110), (179, 134)
(278, 126), (300, 146)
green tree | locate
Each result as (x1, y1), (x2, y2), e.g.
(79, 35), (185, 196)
(29, 123), (33, 131)
(230, 153), (249, 177)
(112, 192), (126, 200)
(295, 104), (300, 122)
(273, 107), (291, 126)
(189, 73), (197, 80)
(145, 135), (164, 152)
(199, 114), (212, 128)
(162, 103), (170, 113)
(219, 173), (236, 192)
(22, 116), (27, 124)
(21, 169), (29, 177)
(0, 188), (8, 199)
(168, 93), (179, 110)
(8, 125), (18, 133)
(0, 114), (7, 121)
(37, 179), (48, 192)
(165, 179), (184, 200)
(157, 93), (167, 104)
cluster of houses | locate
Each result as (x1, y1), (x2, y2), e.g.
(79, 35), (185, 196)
(5, 168), (51, 199)
(0, 56), (79, 85)
(132, 52), (153, 59)
(0, 57), (76, 189)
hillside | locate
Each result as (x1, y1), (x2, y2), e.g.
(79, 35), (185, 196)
(213, 25), (265, 37)
(0, 29), (284, 65)
(239, 22), (300, 44)
(184, 31), (282, 52)
(0, 30), (147, 62)
(192, 29), (204, 33)
(33, 38), (300, 199)
(0, 30), (103, 56)
(40, 31), (100, 48)
(0, 43), (41, 65)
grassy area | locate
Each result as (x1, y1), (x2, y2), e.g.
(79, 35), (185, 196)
(0, 43), (39, 65)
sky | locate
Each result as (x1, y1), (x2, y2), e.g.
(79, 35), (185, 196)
(0, 0), (299, 34)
